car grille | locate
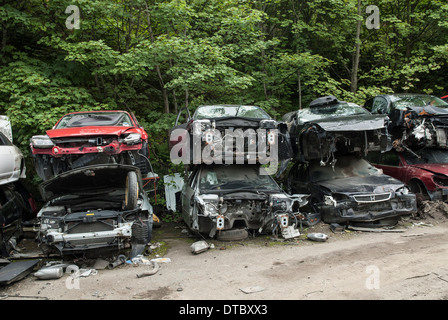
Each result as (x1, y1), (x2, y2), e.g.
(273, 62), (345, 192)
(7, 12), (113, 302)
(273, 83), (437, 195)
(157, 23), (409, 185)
(353, 193), (391, 203)
(65, 220), (116, 247)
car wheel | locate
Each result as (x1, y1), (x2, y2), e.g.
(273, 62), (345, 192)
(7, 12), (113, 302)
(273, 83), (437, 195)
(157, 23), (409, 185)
(124, 171), (139, 210)
(408, 180), (429, 201)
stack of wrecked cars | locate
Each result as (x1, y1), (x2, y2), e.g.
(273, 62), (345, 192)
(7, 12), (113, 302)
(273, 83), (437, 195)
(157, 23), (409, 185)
(364, 94), (448, 201)
(283, 96), (417, 227)
(170, 104), (311, 241)
(30, 110), (153, 259)
(0, 116), (37, 257)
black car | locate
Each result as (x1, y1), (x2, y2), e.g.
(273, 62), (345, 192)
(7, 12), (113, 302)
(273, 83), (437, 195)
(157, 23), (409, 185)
(181, 164), (312, 240)
(36, 164), (153, 258)
(285, 155), (417, 226)
(170, 105), (292, 166)
(364, 94), (448, 150)
(283, 96), (389, 163)
(0, 181), (37, 257)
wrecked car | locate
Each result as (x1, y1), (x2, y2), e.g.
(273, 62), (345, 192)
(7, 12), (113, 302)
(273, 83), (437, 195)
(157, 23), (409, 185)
(181, 164), (312, 241)
(364, 94), (448, 151)
(30, 110), (150, 181)
(169, 105), (292, 165)
(0, 116), (26, 185)
(285, 155), (417, 226)
(283, 96), (390, 163)
(0, 181), (36, 257)
(36, 164), (153, 258)
(367, 149), (448, 202)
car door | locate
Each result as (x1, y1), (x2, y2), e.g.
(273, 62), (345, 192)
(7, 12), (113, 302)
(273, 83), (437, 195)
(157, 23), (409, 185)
(0, 132), (17, 182)
(287, 162), (310, 194)
(371, 96), (390, 115)
(377, 151), (408, 182)
(181, 168), (199, 229)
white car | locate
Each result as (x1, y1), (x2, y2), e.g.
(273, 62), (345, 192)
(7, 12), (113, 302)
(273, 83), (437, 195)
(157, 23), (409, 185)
(0, 116), (26, 186)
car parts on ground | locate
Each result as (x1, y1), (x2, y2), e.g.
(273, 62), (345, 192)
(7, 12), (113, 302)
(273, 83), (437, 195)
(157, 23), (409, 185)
(364, 94), (448, 151)
(283, 96), (390, 163)
(36, 164), (153, 258)
(286, 155), (417, 226)
(181, 164), (311, 240)
(30, 110), (150, 181)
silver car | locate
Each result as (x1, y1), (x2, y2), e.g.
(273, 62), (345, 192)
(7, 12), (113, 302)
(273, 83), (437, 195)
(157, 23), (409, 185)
(0, 116), (26, 185)
(181, 164), (311, 241)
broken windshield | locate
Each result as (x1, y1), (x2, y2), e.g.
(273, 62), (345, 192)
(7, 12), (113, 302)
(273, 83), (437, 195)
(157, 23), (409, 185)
(390, 95), (448, 110)
(194, 105), (271, 120)
(296, 102), (369, 125)
(309, 156), (381, 182)
(55, 112), (133, 128)
(404, 149), (448, 165)
(198, 165), (280, 192)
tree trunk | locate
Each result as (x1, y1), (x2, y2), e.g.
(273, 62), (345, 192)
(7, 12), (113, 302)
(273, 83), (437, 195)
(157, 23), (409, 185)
(351, 0), (362, 93)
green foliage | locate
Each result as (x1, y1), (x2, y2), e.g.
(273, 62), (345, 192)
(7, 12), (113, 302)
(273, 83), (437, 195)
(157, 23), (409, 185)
(1, 0), (448, 188)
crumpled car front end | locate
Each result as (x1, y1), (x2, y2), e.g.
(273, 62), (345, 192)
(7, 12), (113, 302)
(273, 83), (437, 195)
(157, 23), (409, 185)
(36, 164), (153, 258)
(183, 164), (310, 240)
(319, 184), (417, 225)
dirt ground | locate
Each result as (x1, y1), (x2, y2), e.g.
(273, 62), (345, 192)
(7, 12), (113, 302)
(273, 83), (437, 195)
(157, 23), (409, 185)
(1, 200), (448, 302)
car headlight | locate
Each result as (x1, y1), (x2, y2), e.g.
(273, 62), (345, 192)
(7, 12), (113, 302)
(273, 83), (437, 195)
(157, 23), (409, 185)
(204, 202), (218, 216)
(324, 195), (337, 206)
(396, 186), (410, 195)
(123, 133), (141, 145)
(30, 135), (54, 148)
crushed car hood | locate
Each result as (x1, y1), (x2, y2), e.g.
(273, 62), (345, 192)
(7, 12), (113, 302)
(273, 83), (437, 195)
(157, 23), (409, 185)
(306, 114), (387, 132)
(317, 175), (403, 194)
(410, 163), (448, 176)
(39, 164), (141, 202)
(46, 126), (135, 139)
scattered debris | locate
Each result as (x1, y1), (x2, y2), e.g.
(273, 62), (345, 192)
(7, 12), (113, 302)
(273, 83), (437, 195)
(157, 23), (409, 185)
(0, 260), (39, 286)
(34, 266), (63, 280)
(347, 226), (406, 233)
(281, 226), (301, 239)
(330, 223), (345, 233)
(191, 240), (211, 254)
(136, 261), (160, 278)
(307, 233), (328, 242)
(108, 255), (126, 270)
(240, 286), (265, 294)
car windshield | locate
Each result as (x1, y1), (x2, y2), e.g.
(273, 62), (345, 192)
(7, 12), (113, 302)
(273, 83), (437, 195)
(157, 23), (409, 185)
(55, 112), (133, 129)
(198, 165), (280, 192)
(404, 149), (448, 165)
(194, 105), (271, 120)
(309, 156), (381, 182)
(296, 102), (369, 125)
(390, 95), (448, 110)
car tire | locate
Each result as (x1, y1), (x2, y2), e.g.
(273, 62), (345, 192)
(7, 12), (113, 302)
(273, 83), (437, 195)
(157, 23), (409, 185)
(124, 171), (139, 210)
(408, 180), (429, 201)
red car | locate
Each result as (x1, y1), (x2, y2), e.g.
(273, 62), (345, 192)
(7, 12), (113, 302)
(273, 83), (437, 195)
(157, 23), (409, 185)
(30, 110), (150, 180)
(366, 149), (448, 201)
